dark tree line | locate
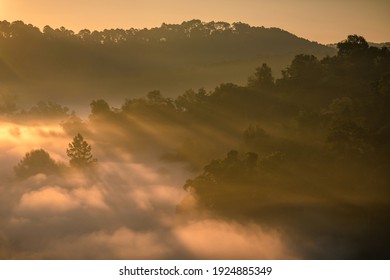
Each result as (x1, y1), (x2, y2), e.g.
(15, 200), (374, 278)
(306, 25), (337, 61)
(0, 19), (334, 103)
(84, 35), (389, 158)
(0, 19), (318, 43)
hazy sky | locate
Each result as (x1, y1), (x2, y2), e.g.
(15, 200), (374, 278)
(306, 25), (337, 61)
(1, 0), (389, 44)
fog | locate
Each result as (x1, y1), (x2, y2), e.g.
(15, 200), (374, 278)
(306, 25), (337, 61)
(0, 119), (294, 259)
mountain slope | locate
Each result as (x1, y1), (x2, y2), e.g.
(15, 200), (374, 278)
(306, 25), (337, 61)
(0, 19), (335, 105)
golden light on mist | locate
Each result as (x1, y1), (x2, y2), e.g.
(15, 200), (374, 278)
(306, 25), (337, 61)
(0, 121), (67, 162)
(173, 219), (295, 259)
(0, 0), (389, 261)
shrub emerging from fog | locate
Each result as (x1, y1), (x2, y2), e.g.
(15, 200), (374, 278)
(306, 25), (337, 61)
(14, 149), (59, 179)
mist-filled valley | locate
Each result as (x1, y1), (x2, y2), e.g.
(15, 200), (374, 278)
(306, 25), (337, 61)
(0, 20), (389, 259)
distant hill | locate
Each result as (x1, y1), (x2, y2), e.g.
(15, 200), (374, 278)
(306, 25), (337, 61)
(0, 19), (335, 105)
(327, 42), (390, 49)
(369, 42), (390, 49)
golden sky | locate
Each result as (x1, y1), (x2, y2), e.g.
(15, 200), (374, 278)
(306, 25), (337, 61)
(1, 0), (389, 44)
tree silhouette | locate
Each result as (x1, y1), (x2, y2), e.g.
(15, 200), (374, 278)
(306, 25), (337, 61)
(27, 101), (70, 118)
(14, 149), (58, 179)
(282, 54), (322, 83)
(66, 133), (97, 167)
(90, 99), (111, 115)
(247, 63), (274, 89)
(337, 34), (369, 57)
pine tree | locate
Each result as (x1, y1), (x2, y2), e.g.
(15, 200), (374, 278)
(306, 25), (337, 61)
(66, 133), (97, 167)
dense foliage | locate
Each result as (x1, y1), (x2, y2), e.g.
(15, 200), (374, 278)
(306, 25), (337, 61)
(67, 133), (97, 167)
(0, 19), (334, 102)
(14, 149), (59, 179)
(4, 33), (390, 259)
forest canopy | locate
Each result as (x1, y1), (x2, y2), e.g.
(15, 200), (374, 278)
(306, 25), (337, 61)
(0, 19), (334, 104)
(1, 30), (389, 259)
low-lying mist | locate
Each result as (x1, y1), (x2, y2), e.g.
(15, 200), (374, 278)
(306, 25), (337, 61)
(0, 118), (294, 259)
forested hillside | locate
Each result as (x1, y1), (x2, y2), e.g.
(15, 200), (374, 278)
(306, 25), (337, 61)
(0, 31), (389, 259)
(0, 19), (334, 105)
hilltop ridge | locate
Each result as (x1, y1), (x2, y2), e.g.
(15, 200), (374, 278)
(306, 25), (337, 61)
(0, 19), (335, 104)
